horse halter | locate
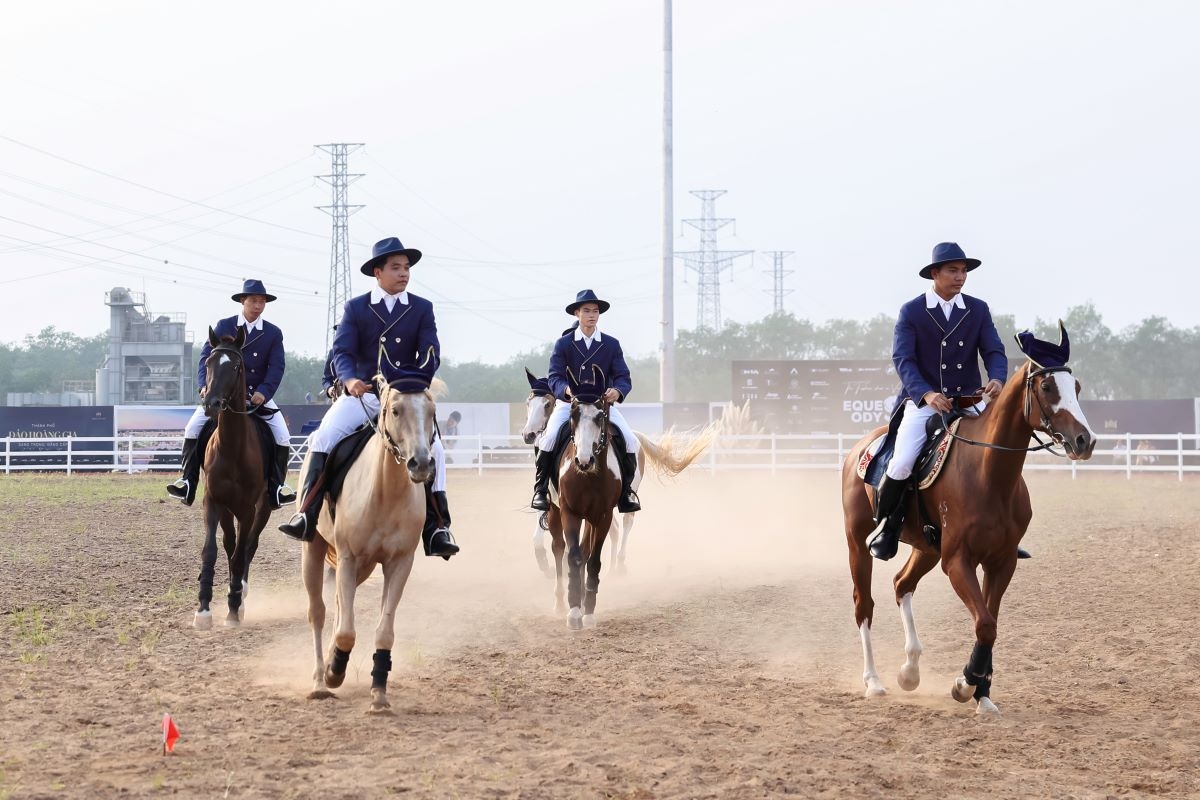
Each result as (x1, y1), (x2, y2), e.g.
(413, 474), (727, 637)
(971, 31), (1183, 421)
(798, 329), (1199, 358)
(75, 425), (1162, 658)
(526, 391), (555, 437)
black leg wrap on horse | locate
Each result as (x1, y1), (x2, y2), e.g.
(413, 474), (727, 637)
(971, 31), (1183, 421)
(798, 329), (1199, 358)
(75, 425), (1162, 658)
(370, 649), (392, 690)
(963, 642), (994, 699)
(330, 646), (351, 677)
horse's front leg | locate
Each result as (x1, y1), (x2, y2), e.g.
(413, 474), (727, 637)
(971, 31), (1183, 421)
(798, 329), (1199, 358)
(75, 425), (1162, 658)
(563, 511), (585, 630)
(367, 553), (416, 715)
(302, 536), (334, 700)
(324, 550), (358, 689)
(583, 513), (613, 629)
(194, 503), (222, 630)
(532, 511), (553, 578)
(845, 500), (883, 696)
(613, 511), (634, 575)
(224, 509), (254, 627)
(892, 548), (940, 691)
(548, 506), (566, 614)
(945, 551), (1002, 716)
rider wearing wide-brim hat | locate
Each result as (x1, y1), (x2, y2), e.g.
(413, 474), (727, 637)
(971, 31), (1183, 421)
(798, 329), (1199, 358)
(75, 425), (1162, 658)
(530, 289), (642, 514)
(279, 237), (459, 560)
(867, 242), (1007, 561)
(167, 278), (296, 509)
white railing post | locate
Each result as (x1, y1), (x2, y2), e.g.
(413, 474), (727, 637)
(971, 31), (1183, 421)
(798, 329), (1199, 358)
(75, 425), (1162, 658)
(477, 434), (484, 477)
(66, 437), (73, 476)
(1124, 432), (1132, 480)
(770, 433), (777, 476)
(1179, 433), (1185, 482)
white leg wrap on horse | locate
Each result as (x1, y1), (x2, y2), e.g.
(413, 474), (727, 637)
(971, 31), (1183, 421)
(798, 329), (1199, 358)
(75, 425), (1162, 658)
(897, 592), (923, 691)
(859, 621), (886, 696)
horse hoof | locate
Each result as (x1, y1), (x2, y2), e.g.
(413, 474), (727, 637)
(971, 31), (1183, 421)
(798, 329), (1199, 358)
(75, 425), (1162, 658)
(192, 611), (213, 631)
(307, 689), (336, 701)
(863, 680), (887, 698)
(976, 697), (1001, 717)
(897, 664), (921, 691)
(366, 703), (394, 716)
(223, 614), (241, 628)
(567, 608), (584, 631)
(952, 676), (975, 703)
(325, 669), (346, 689)
(582, 614), (597, 629)
(554, 600), (566, 615)
(614, 562), (627, 577)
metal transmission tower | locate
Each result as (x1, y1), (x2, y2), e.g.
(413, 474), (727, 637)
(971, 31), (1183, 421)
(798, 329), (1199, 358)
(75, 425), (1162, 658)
(763, 250), (794, 314)
(677, 189), (752, 330)
(315, 143), (364, 352)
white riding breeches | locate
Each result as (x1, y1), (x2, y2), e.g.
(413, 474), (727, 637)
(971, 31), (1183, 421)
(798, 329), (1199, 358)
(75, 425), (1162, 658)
(183, 400), (291, 446)
(537, 400), (639, 454)
(886, 399), (985, 480)
(304, 392), (447, 491)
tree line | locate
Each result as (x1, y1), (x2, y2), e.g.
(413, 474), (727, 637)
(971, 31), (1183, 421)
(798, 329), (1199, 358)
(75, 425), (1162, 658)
(2, 303), (1198, 404)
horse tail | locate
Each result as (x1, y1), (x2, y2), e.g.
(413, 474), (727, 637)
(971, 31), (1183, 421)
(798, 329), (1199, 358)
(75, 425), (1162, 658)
(633, 422), (718, 479)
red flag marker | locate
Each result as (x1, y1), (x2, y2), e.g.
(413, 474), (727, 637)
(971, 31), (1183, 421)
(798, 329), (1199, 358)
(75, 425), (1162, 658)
(162, 713), (180, 755)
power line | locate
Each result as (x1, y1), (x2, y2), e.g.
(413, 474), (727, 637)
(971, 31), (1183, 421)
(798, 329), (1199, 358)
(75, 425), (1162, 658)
(677, 189), (752, 330)
(315, 143), (364, 352)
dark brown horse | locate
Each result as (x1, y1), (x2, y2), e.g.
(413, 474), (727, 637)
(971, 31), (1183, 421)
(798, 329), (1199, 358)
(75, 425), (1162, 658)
(193, 327), (272, 630)
(842, 324), (1096, 715)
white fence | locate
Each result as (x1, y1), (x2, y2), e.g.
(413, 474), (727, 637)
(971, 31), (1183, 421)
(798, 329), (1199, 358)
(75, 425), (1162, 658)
(2, 433), (1198, 479)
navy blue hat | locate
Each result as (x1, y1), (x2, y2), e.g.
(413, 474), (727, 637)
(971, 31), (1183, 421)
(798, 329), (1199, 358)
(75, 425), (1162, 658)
(361, 237), (423, 276)
(919, 242), (982, 279)
(232, 279), (277, 303)
(565, 289), (610, 315)
(562, 320), (579, 337)
(1016, 321), (1071, 369)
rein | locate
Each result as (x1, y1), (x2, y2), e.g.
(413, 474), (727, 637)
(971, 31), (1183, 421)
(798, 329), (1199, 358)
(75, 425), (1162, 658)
(569, 399), (611, 461)
(206, 346), (265, 417)
(942, 364), (1073, 457)
(357, 379), (436, 465)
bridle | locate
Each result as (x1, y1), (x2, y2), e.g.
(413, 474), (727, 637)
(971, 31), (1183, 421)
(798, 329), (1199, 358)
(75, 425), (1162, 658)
(569, 397), (610, 461)
(359, 377), (436, 465)
(205, 345), (260, 417)
(526, 391), (555, 438)
(943, 363), (1074, 457)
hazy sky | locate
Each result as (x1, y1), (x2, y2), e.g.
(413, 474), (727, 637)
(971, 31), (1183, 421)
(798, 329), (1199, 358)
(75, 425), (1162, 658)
(4, 1), (1198, 366)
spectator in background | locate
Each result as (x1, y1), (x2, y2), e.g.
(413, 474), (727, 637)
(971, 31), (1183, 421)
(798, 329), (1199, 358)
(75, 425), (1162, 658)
(1135, 439), (1156, 466)
(443, 410), (461, 446)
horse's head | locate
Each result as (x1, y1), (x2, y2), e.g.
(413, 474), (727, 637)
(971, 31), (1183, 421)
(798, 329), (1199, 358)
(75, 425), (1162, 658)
(375, 374), (438, 484)
(568, 397), (610, 473)
(203, 326), (247, 418)
(1017, 323), (1097, 461)
(521, 367), (555, 445)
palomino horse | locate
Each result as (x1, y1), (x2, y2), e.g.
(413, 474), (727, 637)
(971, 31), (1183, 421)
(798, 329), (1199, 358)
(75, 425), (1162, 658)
(526, 369), (716, 627)
(194, 327), (273, 630)
(300, 374), (439, 714)
(842, 324), (1096, 715)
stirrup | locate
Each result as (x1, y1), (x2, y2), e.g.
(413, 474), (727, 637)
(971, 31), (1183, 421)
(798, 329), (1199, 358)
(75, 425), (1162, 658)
(166, 478), (194, 506)
(424, 527), (460, 560)
(278, 512), (313, 542)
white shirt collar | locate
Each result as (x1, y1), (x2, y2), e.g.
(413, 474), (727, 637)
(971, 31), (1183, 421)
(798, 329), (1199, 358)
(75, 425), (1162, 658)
(925, 288), (965, 314)
(574, 327), (602, 345)
(237, 314), (263, 332)
(371, 287), (409, 310)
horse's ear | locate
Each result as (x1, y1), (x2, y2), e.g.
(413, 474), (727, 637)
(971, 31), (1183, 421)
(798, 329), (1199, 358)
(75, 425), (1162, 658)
(208, 326), (220, 347)
(234, 326), (247, 348)
(1057, 320), (1070, 361)
(525, 366), (538, 389)
(591, 364), (605, 386)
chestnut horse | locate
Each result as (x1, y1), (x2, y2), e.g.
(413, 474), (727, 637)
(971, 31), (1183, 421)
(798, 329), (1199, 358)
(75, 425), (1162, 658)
(194, 327), (272, 630)
(841, 324), (1096, 715)
(300, 375), (439, 714)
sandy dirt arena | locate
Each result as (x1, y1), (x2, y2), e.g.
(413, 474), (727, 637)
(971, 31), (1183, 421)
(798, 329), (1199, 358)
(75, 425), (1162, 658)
(1, 467), (1198, 799)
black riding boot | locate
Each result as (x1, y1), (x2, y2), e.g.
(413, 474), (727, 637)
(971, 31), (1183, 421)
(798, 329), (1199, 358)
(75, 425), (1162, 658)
(422, 485), (460, 560)
(617, 451), (641, 513)
(530, 449), (555, 511)
(278, 452), (327, 542)
(166, 437), (200, 506)
(268, 445), (296, 510)
(868, 474), (907, 561)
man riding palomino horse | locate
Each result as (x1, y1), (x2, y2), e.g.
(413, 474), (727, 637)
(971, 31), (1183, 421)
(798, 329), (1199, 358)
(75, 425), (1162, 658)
(869, 242), (1010, 561)
(167, 279), (296, 510)
(530, 289), (642, 515)
(279, 237), (459, 560)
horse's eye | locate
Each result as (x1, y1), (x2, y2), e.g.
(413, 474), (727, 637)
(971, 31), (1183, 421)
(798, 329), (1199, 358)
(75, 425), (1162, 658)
(1042, 382), (1054, 394)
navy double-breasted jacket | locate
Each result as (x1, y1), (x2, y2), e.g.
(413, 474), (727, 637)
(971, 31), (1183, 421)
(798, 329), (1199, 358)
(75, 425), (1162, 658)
(547, 332), (633, 402)
(892, 293), (1007, 407)
(332, 292), (440, 384)
(197, 316), (286, 401)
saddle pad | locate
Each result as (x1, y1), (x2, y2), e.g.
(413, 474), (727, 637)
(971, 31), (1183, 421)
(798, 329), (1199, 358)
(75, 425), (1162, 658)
(915, 418), (961, 490)
(855, 434), (887, 483)
(324, 424), (376, 519)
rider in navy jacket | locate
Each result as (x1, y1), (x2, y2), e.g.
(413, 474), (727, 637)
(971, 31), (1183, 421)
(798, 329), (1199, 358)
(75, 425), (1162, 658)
(279, 238), (458, 560)
(868, 242), (1007, 561)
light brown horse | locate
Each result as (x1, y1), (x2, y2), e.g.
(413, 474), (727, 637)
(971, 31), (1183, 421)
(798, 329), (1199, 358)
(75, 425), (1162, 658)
(194, 327), (273, 630)
(842, 325), (1096, 715)
(300, 375), (439, 714)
